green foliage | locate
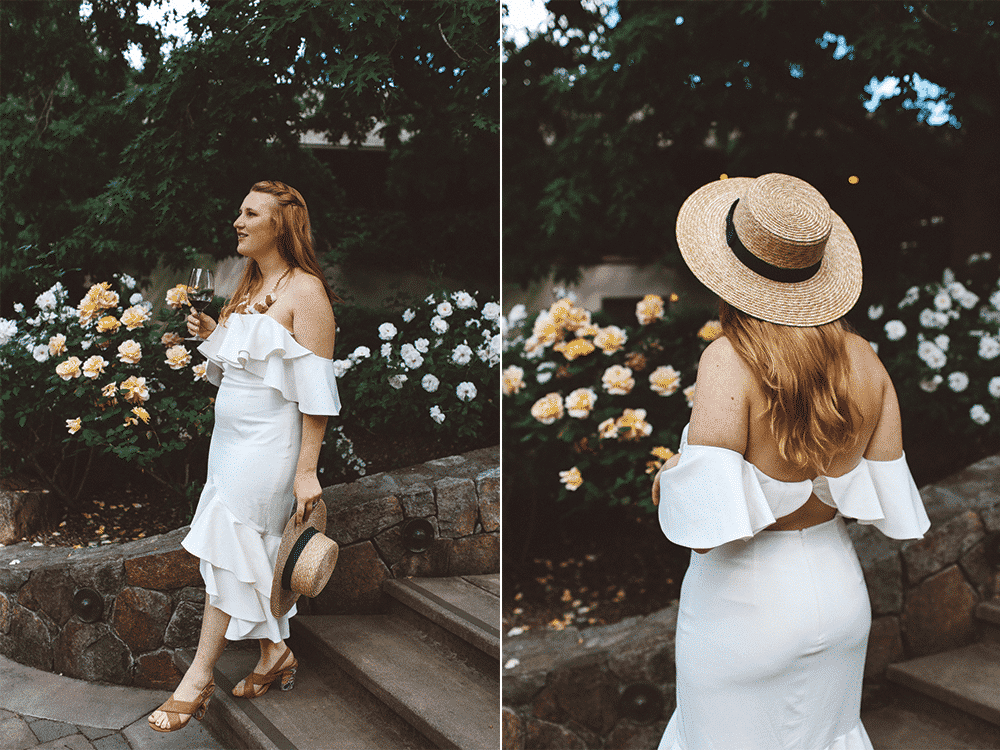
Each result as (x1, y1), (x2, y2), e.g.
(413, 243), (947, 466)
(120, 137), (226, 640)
(503, 1), (1000, 289)
(0, 265), (214, 505)
(2, 0), (500, 308)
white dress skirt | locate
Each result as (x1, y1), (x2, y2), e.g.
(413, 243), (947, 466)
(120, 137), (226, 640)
(182, 313), (340, 642)
(657, 425), (930, 750)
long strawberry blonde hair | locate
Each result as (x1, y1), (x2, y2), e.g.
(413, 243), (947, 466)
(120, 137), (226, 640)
(220, 180), (340, 323)
(719, 299), (863, 474)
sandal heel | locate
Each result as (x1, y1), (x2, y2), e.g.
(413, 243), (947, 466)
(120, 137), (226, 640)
(279, 667), (296, 691)
(194, 696), (211, 721)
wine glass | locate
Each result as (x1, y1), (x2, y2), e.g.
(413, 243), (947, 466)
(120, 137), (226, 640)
(186, 267), (215, 341)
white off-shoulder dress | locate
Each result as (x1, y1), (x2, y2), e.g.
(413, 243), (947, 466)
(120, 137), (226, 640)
(657, 425), (930, 750)
(182, 312), (341, 642)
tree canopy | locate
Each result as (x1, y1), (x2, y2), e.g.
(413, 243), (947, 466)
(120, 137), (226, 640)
(1, 0), (499, 305)
(502, 1), (1000, 304)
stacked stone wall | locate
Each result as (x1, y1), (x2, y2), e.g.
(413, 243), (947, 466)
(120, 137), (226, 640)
(0, 446), (498, 689)
(503, 452), (1000, 749)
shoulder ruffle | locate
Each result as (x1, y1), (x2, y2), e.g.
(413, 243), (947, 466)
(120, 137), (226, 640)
(197, 313), (341, 416)
(658, 425), (929, 549)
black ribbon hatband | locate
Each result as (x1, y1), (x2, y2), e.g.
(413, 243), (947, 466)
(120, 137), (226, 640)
(726, 200), (822, 283)
(281, 526), (320, 591)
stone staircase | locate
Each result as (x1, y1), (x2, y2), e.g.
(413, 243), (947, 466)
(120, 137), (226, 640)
(864, 600), (1000, 749)
(177, 574), (500, 749)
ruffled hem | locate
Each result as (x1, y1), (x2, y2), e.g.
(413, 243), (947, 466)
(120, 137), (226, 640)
(197, 313), (341, 416)
(182, 492), (293, 642)
(658, 424), (929, 549)
(657, 718), (874, 750)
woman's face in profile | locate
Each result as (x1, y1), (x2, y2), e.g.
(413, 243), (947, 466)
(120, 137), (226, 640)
(234, 191), (279, 258)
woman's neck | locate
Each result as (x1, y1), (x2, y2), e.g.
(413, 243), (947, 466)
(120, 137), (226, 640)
(254, 251), (291, 285)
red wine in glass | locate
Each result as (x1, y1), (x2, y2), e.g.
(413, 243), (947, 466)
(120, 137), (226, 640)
(187, 268), (214, 339)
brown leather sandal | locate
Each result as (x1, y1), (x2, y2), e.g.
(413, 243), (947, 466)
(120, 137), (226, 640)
(232, 646), (298, 698)
(148, 680), (215, 732)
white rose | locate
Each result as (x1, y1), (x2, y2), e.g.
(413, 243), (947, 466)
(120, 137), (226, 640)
(129, 292), (144, 305)
(978, 335), (1000, 360)
(350, 346), (371, 361)
(332, 359), (351, 377)
(35, 290), (57, 310)
(402, 308), (415, 323)
(452, 291), (476, 309)
(421, 374), (440, 392)
(934, 334), (950, 352)
(452, 344), (473, 365)
(919, 309), (949, 329)
(884, 320), (906, 341)
(32, 344), (50, 362)
(919, 375), (943, 393)
(414, 338), (430, 353)
(429, 405), (445, 423)
(917, 340), (947, 370)
(381, 343), (392, 358)
(430, 316), (448, 334)
(988, 376), (1000, 399)
(867, 304), (884, 320)
(0, 318), (17, 345)
(378, 322), (397, 340)
(482, 302), (501, 322)
(970, 404), (991, 425)
(456, 381), (477, 401)
(388, 373), (407, 389)
(933, 291), (952, 311)
(401, 344), (424, 370)
(436, 301), (454, 318)
(947, 371), (969, 392)
(13, 303), (24, 313)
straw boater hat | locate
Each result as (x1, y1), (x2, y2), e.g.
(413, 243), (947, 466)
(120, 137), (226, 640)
(675, 172), (862, 326)
(271, 499), (339, 618)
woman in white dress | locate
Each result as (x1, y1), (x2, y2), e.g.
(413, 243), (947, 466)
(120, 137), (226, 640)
(149, 180), (340, 732)
(651, 173), (930, 750)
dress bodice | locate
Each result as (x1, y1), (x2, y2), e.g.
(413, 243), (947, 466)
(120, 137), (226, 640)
(197, 312), (341, 416)
(658, 424), (930, 548)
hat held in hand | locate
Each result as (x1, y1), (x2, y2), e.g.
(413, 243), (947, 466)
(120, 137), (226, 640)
(271, 499), (338, 618)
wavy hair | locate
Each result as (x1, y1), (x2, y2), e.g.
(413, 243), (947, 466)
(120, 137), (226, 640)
(220, 180), (340, 322)
(719, 299), (863, 473)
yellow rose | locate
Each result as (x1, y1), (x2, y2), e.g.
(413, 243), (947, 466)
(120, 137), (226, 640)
(193, 363), (208, 381)
(502, 365), (525, 396)
(96, 315), (121, 334)
(575, 323), (600, 338)
(530, 310), (559, 348)
(553, 337), (596, 361)
(77, 298), (100, 326)
(615, 408), (652, 441)
(161, 332), (184, 347)
(559, 466), (583, 491)
(98, 288), (119, 309)
(563, 305), (591, 333)
(549, 299), (575, 327)
(120, 375), (149, 404)
(117, 339), (142, 364)
(123, 414), (138, 427)
(48, 334), (67, 356)
(120, 306), (149, 330)
(684, 384), (697, 408)
(650, 446), (675, 462)
(597, 417), (618, 439)
(593, 325), (627, 355)
(635, 294), (665, 325)
(564, 387), (597, 418)
(165, 284), (190, 310)
(164, 344), (192, 370)
(530, 392), (564, 425)
(131, 406), (151, 424)
(698, 319), (723, 342)
(601, 364), (634, 396)
(649, 365), (681, 396)
(101, 382), (118, 399)
(56, 356), (83, 380)
(66, 417), (82, 434)
(82, 355), (108, 379)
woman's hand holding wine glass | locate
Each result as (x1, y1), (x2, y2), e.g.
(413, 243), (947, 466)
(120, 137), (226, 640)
(186, 267), (217, 340)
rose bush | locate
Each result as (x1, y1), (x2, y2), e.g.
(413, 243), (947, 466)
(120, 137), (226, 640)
(503, 293), (715, 514)
(0, 273), (215, 505)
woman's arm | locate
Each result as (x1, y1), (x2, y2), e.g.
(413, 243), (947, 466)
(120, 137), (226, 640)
(289, 272), (337, 524)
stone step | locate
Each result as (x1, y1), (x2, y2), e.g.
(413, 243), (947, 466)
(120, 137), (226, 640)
(176, 647), (432, 750)
(863, 703), (992, 749)
(977, 601), (1000, 646)
(886, 642), (1000, 730)
(293, 614), (500, 750)
(383, 574), (500, 663)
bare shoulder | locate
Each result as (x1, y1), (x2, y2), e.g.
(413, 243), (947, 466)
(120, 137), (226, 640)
(288, 270), (335, 357)
(843, 331), (890, 388)
(688, 336), (751, 452)
(699, 336), (752, 382)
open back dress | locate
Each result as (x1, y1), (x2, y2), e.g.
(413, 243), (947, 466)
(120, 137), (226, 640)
(657, 425), (929, 750)
(182, 311), (340, 642)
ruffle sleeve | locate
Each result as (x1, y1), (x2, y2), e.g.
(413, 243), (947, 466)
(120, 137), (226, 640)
(197, 313), (341, 416)
(658, 426), (781, 549)
(816, 455), (930, 540)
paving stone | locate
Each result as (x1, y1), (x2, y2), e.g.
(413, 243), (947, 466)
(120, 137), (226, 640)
(91, 731), (131, 750)
(35, 733), (96, 749)
(0, 715), (37, 750)
(0, 709), (15, 722)
(959, 538), (996, 595)
(78, 725), (115, 741)
(28, 717), (78, 743)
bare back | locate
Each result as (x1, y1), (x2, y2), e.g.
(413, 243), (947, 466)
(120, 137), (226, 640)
(688, 333), (904, 532)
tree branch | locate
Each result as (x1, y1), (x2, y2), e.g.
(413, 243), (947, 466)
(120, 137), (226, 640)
(439, 23), (468, 62)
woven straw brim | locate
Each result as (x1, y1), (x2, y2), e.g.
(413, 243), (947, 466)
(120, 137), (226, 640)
(271, 499), (332, 619)
(675, 177), (862, 326)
